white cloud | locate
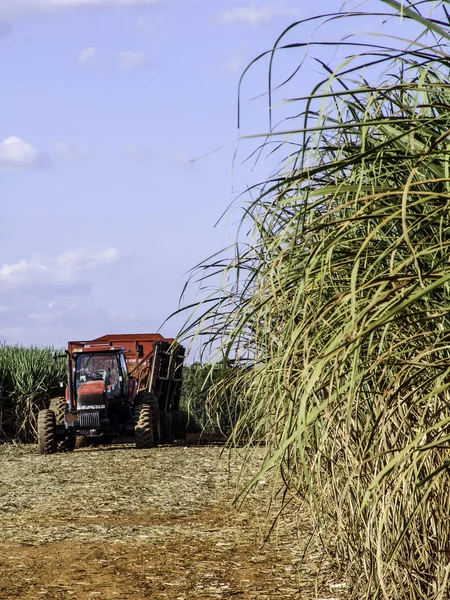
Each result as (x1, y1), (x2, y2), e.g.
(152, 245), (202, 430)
(0, 0), (160, 20)
(117, 51), (148, 71)
(220, 2), (302, 26)
(54, 142), (89, 164)
(78, 46), (97, 65)
(122, 145), (152, 163)
(0, 136), (50, 170)
(224, 48), (247, 73)
(0, 247), (121, 312)
(0, 259), (89, 299)
(0, 248), (157, 346)
(0, 299), (149, 347)
(56, 247), (120, 273)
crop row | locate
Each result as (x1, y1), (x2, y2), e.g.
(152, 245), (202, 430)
(0, 345), (66, 442)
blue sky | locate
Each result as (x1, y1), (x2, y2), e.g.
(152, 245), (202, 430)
(0, 0), (419, 350)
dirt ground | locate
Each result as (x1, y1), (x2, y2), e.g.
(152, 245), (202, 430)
(0, 436), (346, 600)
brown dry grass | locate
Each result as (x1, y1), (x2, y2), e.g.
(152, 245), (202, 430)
(0, 437), (346, 599)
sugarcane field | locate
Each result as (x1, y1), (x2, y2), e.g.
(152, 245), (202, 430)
(5, 2), (450, 599)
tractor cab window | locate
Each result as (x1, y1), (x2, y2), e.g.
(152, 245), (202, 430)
(119, 353), (128, 389)
(75, 353), (122, 398)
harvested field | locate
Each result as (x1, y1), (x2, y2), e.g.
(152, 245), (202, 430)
(0, 436), (345, 599)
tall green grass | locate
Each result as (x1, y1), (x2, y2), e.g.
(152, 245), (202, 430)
(181, 363), (242, 434)
(178, 2), (450, 598)
(0, 345), (65, 442)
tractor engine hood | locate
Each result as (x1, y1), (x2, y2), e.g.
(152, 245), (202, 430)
(76, 380), (108, 430)
(77, 380), (106, 408)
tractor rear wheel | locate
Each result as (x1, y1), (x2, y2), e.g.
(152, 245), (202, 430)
(37, 409), (57, 454)
(134, 404), (153, 449)
(172, 410), (187, 441)
(134, 392), (160, 446)
(160, 411), (174, 444)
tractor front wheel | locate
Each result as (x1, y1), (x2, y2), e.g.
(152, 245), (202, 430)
(48, 397), (74, 452)
(49, 397), (66, 425)
(37, 409), (57, 454)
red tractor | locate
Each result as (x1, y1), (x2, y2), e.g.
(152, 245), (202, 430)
(37, 334), (186, 453)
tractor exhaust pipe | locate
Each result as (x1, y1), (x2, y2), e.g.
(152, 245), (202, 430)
(66, 352), (74, 411)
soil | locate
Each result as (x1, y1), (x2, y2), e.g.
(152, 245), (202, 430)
(0, 435), (346, 600)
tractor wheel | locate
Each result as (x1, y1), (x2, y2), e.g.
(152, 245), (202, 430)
(148, 396), (160, 446)
(37, 409), (57, 455)
(160, 411), (174, 444)
(49, 396), (66, 425)
(134, 392), (160, 446)
(134, 404), (154, 449)
(172, 410), (187, 441)
(49, 397), (74, 451)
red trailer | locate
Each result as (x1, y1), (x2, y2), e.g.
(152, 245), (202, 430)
(37, 333), (186, 454)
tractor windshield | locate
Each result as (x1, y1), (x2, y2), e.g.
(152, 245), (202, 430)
(75, 352), (122, 397)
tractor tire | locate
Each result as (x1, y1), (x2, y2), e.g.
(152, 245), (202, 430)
(160, 411), (174, 444)
(37, 409), (57, 454)
(134, 404), (154, 449)
(149, 397), (161, 446)
(134, 392), (160, 446)
(172, 410), (187, 441)
(49, 396), (66, 425)
(49, 397), (74, 451)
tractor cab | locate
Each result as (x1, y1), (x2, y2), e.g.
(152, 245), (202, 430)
(66, 346), (133, 438)
(74, 350), (128, 402)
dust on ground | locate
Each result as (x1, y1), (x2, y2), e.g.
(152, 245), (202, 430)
(0, 436), (345, 599)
